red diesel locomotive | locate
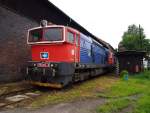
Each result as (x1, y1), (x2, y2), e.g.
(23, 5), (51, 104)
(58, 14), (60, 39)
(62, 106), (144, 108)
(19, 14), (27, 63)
(26, 21), (115, 88)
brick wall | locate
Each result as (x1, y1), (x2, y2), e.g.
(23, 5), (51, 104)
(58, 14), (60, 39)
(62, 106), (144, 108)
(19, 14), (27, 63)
(0, 6), (38, 82)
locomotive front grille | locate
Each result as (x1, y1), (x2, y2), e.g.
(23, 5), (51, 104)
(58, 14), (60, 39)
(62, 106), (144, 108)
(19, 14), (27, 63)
(26, 66), (56, 82)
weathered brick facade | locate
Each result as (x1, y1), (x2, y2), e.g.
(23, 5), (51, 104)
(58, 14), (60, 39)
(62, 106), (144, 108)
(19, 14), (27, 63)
(0, 6), (38, 82)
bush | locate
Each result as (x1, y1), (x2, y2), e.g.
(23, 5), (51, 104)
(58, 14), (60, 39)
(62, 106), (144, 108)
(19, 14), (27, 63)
(134, 70), (150, 79)
(120, 70), (128, 77)
(120, 70), (129, 81)
(143, 70), (150, 79)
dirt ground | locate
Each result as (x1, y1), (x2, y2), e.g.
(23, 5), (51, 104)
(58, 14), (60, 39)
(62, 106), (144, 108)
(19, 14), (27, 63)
(0, 98), (106, 113)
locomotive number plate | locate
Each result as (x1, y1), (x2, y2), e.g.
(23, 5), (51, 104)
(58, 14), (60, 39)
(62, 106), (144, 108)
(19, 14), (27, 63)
(37, 63), (49, 67)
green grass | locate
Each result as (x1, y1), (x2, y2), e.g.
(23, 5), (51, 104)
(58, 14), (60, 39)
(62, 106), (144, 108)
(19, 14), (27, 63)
(96, 98), (131, 113)
(97, 80), (144, 98)
(29, 70), (150, 112)
(30, 76), (117, 108)
(96, 70), (150, 113)
(133, 95), (150, 113)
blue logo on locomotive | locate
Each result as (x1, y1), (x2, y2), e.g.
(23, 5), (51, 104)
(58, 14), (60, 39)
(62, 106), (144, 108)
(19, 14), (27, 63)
(41, 52), (49, 59)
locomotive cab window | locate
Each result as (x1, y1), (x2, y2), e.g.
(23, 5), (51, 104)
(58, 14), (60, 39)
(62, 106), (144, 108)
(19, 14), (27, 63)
(29, 29), (42, 42)
(67, 31), (74, 43)
(44, 28), (63, 41)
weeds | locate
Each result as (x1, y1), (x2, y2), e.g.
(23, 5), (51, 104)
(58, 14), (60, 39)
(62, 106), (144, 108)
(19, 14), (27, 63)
(96, 70), (150, 113)
(96, 98), (131, 113)
(30, 76), (117, 108)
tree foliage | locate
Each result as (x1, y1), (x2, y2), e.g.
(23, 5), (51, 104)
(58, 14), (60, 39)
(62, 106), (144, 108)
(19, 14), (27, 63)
(121, 24), (150, 53)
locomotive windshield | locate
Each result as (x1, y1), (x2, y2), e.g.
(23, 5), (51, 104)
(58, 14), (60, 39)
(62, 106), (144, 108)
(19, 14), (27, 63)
(44, 28), (63, 41)
(28, 27), (63, 43)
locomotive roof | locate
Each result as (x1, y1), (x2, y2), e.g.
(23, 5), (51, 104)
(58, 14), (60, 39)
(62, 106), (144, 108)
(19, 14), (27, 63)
(0, 0), (114, 50)
(28, 25), (80, 34)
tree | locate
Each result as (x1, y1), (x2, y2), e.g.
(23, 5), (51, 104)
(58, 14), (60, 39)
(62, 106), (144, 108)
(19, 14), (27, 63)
(120, 24), (150, 53)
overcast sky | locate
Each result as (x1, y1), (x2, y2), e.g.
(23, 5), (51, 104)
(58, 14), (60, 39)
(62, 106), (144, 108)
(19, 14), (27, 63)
(49, 0), (150, 48)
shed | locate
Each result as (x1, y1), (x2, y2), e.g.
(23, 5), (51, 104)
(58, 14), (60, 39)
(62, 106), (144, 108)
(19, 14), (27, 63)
(116, 51), (146, 74)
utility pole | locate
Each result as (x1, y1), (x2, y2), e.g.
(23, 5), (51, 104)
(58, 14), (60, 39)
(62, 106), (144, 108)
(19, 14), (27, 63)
(139, 24), (142, 50)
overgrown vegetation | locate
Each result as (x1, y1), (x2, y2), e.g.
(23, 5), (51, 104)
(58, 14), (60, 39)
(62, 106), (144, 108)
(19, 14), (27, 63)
(29, 71), (150, 113)
(134, 94), (150, 113)
(30, 76), (117, 108)
(96, 70), (150, 113)
(96, 98), (131, 113)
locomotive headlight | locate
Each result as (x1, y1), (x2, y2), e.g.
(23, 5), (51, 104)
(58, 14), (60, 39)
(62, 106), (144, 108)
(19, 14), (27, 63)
(50, 63), (58, 68)
(50, 64), (54, 67)
(40, 20), (48, 27)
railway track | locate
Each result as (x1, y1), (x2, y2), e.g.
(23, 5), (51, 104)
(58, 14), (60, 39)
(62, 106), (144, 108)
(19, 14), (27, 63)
(0, 86), (40, 109)
(0, 85), (64, 110)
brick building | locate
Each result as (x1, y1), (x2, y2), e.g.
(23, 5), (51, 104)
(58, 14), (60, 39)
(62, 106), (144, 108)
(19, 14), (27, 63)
(0, 6), (38, 82)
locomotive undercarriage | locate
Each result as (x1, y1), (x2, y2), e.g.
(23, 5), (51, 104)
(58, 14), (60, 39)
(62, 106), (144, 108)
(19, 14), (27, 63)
(26, 62), (74, 88)
(26, 62), (113, 88)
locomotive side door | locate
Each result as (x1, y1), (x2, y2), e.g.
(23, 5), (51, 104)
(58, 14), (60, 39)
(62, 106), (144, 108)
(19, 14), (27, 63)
(75, 34), (80, 62)
(66, 28), (80, 63)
